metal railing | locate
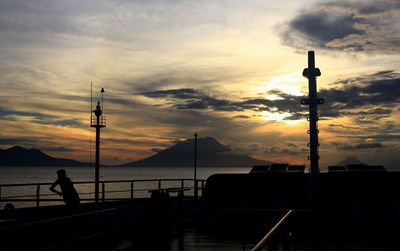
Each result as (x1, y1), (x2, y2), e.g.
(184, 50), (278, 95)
(251, 209), (294, 251)
(0, 178), (206, 208)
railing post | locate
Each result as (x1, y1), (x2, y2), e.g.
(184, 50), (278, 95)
(102, 182), (105, 203)
(181, 179), (184, 189)
(36, 184), (40, 207)
(130, 181), (134, 199)
(194, 179), (198, 199)
(158, 180), (161, 189)
(0, 185), (2, 208)
(201, 180), (205, 197)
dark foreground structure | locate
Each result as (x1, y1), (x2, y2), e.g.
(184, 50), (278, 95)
(1, 167), (400, 251)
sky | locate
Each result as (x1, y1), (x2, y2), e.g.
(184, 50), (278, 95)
(0, 0), (399, 169)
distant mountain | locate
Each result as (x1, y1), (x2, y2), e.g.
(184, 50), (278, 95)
(335, 156), (365, 166)
(119, 137), (270, 167)
(0, 146), (91, 167)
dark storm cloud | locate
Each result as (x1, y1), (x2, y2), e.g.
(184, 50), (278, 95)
(289, 10), (366, 45)
(280, 0), (400, 54)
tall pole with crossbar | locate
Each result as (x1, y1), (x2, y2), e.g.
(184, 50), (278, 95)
(301, 51), (324, 209)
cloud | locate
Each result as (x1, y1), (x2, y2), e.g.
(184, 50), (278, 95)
(0, 109), (55, 120)
(280, 0), (400, 54)
(323, 0), (400, 16)
(319, 71), (400, 118)
(140, 88), (202, 99)
(228, 143), (288, 156)
(332, 142), (385, 150)
(232, 115), (251, 119)
(264, 146), (304, 155)
(137, 70), (400, 121)
(338, 133), (400, 142)
(38, 146), (79, 152)
(0, 108), (84, 128)
(32, 119), (83, 127)
(328, 124), (360, 130)
(139, 88), (304, 116)
(0, 137), (47, 146)
(289, 10), (366, 45)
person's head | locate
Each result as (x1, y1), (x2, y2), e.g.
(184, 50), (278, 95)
(4, 203), (15, 211)
(57, 169), (67, 179)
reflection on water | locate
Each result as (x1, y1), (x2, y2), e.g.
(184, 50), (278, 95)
(0, 166), (251, 208)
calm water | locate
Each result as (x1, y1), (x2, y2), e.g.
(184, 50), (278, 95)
(0, 166), (250, 184)
(0, 166), (251, 208)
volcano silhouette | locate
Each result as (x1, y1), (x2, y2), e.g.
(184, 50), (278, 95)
(119, 137), (270, 167)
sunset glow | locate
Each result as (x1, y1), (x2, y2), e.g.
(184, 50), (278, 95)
(0, 0), (399, 169)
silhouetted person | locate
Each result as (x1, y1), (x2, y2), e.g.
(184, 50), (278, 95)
(50, 169), (80, 209)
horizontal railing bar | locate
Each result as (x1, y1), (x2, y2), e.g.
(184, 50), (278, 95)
(100, 178), (202, 184)
(1, 186), (196, 199)
(1, 194), (39, 199)
(0, 188), (196, 201)
(0, 199), (95, 202)
(2, 191), (95, 199)
(99, 189), (131, 194)
(251, 210), (294, 251)
(0, 178), (206, 187)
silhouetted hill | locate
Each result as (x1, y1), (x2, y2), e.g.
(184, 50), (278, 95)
(119, 137), (270, 167)
(0, 146), (91, 167)
(335, 156), (365, 166)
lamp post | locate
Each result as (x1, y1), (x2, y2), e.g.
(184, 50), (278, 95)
(194, 133), (198, 199)
(91, 89), (106, 203)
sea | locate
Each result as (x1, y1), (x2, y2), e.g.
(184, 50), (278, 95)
(0, 166), (251, 208)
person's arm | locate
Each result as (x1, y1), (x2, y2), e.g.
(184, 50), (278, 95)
(49, 180), (62, 196)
